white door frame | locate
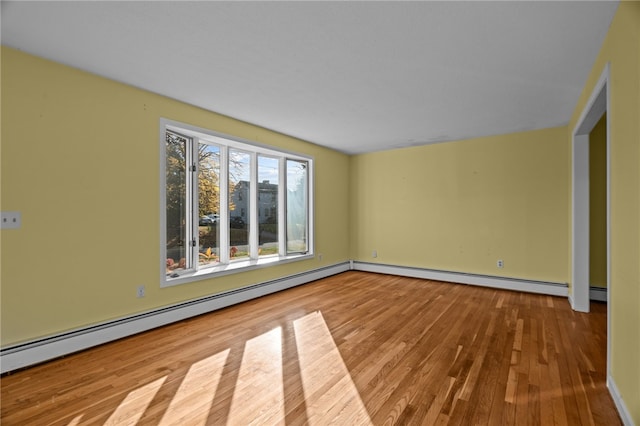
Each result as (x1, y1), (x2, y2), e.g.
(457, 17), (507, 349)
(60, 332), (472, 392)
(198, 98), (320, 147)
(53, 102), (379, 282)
(571, 63), (610, 312)
(570, 63), (611, 370)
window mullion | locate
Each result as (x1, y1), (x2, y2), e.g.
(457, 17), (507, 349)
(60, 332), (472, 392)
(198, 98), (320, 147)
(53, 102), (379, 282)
(188, 137), (199, 270)
(249, 153), (259, 259)
(278, 157), (287, 256)
(219, 146), (230, 263)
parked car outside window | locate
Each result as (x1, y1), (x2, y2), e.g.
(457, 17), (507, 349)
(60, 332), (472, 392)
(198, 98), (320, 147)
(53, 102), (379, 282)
(199, 216), (214, 226)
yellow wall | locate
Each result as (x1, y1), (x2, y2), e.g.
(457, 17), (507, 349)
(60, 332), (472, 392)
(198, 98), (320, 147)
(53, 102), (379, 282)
(350, 127), (569, 283)
(589, 113), (607, 288)
(0, 47), (350, 346)
(568, 2), (640, 422)
(2, 3), (639, 420)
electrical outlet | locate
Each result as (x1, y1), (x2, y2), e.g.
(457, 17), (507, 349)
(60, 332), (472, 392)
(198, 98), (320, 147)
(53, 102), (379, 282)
(318, 253), (323, 261)
(137, 285), (145, 298)
(1, 211), (21, 229)
(497, 259), (504, 268)
(372, 250), (378, 258)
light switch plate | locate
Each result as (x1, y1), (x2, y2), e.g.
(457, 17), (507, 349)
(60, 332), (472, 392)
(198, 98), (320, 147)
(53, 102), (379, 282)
(1, 211), (22, 229)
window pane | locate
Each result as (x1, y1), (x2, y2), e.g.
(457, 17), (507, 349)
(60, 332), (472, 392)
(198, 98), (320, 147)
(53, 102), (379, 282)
(229, 150), (250, 260)
(258, 156), (278, 257)
(166, 131), (188, 274)
(287, 159), (308, 254)
(198, 143), (220, 267)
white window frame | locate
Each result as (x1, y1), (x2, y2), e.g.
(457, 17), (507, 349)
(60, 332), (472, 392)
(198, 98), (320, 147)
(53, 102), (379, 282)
(160, 118), (314, 287)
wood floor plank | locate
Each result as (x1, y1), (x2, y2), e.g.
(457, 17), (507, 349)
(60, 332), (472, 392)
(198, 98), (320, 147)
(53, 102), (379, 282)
(1, 272), (621, 425)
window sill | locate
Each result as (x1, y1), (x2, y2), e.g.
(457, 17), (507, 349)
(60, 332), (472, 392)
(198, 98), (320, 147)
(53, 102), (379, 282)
(161, 253), (314, 287)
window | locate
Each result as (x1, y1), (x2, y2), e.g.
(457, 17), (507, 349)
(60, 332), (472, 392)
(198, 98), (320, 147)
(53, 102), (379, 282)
(161, 119), (313, 286)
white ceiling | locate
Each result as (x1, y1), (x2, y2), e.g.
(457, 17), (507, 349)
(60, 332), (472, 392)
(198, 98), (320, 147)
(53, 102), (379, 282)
(1, 1), (618, 154)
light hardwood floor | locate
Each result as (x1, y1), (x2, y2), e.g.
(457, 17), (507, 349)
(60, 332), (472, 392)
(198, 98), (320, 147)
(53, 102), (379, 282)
(1, 271), (620, 425)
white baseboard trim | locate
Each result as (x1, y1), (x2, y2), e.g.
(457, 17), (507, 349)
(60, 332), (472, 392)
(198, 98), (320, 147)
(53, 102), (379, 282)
(0, 262), (350, 374)
(608, 375), (635, 426)
(590, 286), (608, 302)
(352, 262), (568, 297)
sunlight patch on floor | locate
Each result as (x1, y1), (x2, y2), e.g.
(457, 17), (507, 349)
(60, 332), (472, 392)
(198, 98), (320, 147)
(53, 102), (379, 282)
(159, 349), (229, 425)
(65, 414), (83, 426)
(104, 375), (166, 426)
(74, 314), (370, 424)
(228, 327), (286, 425)
(294, 311), (373, 425)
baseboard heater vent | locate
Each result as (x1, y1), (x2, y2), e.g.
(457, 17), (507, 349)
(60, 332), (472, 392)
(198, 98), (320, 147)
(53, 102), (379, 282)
(0, 262), (350, 374)
(352, 262), (568, 297)
(589, 286), (607, 302)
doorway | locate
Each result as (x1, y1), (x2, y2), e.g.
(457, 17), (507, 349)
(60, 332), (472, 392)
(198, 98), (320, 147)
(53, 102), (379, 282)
(571, 64), (610, 313)
(571, 63), (610, 373)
